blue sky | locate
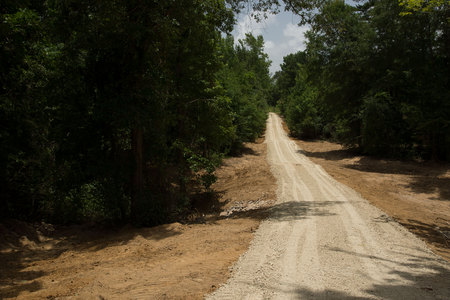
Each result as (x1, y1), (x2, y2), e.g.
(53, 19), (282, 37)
(232, 9), (308, 75)
(232, 1), (358, 75)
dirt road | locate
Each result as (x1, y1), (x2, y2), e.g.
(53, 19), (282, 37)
(208, 113), (450, 299)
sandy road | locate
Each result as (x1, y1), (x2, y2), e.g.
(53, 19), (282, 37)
(207, 113), (450, 300)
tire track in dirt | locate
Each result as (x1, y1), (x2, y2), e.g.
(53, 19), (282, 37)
(207, 113), (450, 300)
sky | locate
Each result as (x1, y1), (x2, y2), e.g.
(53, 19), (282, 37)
(232, 1), (358, 75)
(232, 8), (309, 75)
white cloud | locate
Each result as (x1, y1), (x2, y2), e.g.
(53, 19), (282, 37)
(265, 23), (309, 74)
(234, 13), (278, 42)
(282, 23), (308, 53)
(232, 11), (309, 74)
(264, 40), (275, 50)
(284, 23), (302, 38)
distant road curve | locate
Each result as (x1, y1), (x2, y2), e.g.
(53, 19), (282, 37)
(207, 112), (450, 300)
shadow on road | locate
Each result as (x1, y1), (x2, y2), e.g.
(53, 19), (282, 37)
(237, 246), (450, 299)
(267, 201), (342, 222)
(297, 148), (356, 161)
(210, 200), (344, 223)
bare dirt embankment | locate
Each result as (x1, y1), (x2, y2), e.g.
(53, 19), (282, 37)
(282, 120), (450, 261)
(0, 139), (277, 300)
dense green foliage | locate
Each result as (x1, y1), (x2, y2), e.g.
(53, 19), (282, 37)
(274, 0), (450, 160)
(1, 1), (271, 224)
(217, 34), (271, 152)
(3, 0), (448, 224)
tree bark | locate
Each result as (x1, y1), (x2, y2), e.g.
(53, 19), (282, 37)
(131, 125), (144, 219)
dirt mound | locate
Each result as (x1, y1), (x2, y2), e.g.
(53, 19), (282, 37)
(0, 220), (56, 252)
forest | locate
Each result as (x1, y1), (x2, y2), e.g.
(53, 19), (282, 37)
(274, 0), (449, 160)
(1, 0), (449, 225)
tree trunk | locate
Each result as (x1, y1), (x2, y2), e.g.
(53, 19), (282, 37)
(131, 125), (144, 219)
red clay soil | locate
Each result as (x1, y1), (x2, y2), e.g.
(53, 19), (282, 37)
(0, 139), (277, 300)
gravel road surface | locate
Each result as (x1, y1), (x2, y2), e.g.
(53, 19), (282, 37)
(207, 113), (450, 300)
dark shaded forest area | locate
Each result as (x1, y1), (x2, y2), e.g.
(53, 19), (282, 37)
(1, 0), (272, 224)
(1, 0), (449, 225)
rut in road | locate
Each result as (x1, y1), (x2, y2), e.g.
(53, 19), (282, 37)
(207, 113), (450, 300)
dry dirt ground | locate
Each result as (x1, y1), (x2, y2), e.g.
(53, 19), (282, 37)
(0, 139), (277, 300)
(283, 123), (450, 261)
